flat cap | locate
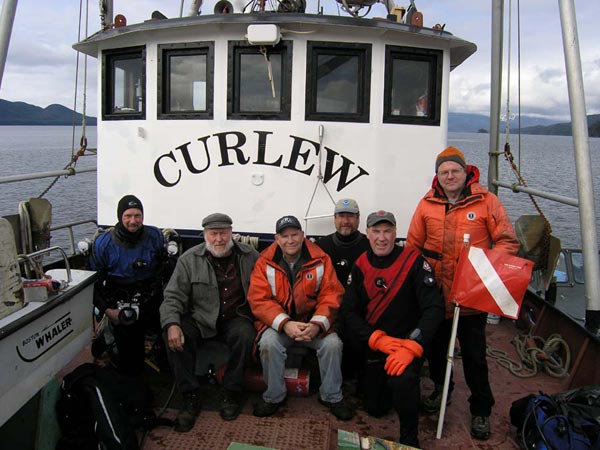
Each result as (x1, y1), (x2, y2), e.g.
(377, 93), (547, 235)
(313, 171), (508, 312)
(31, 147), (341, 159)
(202, 212), (233, 229)
(366, 210), (396, 227)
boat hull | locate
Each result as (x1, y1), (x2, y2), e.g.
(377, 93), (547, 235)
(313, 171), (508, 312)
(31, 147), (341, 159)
(0, 269), (97, 427)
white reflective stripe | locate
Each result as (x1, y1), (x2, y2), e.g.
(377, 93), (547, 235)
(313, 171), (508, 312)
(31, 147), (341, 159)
(94, 385), (122, 444)
(272, 312), (290, 331)
(315, 264), (324, 291)
(311, 315), (330, 331)
(266, 264), (277, 296)
(468, 247), (519, 318)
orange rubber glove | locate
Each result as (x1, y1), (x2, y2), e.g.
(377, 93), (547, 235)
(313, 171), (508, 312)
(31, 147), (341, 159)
(368, 330), (405, 355)
(384, 340), (424, 376)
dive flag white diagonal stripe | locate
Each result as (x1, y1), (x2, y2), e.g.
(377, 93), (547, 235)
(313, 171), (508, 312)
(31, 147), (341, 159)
(467, 247), (519, 318)
(450, 246), (533, 319)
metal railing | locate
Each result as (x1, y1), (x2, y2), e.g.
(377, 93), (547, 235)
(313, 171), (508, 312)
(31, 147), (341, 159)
(0, 167), (96, 185)
(50, 219), (97, 256)
(493, 180), (580, 207)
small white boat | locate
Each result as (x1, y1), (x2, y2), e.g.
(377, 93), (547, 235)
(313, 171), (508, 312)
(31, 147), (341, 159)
(0, 223), (96, 427)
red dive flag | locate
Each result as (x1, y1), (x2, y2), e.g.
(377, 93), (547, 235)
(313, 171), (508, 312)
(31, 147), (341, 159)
(450, 246), (533, 319)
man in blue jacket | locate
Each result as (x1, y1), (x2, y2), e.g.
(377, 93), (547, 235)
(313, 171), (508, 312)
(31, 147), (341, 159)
(91, 194), (165, 377)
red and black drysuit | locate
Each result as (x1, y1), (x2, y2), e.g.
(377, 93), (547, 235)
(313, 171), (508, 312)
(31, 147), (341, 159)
(341, 245), (444, 437)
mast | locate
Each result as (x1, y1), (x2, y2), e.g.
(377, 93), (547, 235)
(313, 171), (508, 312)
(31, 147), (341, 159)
(488, 0), (503, 196)
(0, 0), (18, 91)
(558, 0), (600, 334)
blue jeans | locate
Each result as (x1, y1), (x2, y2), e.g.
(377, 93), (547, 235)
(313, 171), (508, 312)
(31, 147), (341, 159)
(258, 328), (344, 404)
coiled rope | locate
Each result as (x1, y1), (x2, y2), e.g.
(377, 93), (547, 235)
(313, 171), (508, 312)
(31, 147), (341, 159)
(487, 332), (570, 378)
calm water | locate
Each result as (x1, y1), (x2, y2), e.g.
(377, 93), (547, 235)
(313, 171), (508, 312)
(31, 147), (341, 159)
(0, 126), (98, 251)
(1, 126), (599, 249)
(450, 132), (600, 249)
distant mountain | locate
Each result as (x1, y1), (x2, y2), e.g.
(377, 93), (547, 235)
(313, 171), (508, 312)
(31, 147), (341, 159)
(449, 111), (600, 137)
(448, 112), (556, 133)
(1, 99), (598, 136)
(519, 114), (600, 137)
(0, 99), (96, 125)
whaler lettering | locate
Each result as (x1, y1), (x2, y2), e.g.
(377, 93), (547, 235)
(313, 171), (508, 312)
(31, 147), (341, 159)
(34, 317), (72, 349)
(153, 130), (369, 191)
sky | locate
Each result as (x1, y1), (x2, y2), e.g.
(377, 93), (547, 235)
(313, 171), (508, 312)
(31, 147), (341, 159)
(1, 0), (599, 122)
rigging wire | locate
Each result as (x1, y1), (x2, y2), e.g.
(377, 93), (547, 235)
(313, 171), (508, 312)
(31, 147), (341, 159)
(38, 0), (91, 199)
(502, 0), (552, 270)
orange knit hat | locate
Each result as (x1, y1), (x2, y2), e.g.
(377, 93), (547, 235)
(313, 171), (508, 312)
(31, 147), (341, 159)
(435, 146), (466, 172)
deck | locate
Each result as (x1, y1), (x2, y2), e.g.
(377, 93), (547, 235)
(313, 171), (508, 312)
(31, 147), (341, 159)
(59, 317), (568, 450)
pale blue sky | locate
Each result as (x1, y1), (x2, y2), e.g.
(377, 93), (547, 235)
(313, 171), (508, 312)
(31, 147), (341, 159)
(1, 0), (598, 122)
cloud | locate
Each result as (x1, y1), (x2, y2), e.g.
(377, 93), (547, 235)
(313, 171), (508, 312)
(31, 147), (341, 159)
(1, 0), (598, 121)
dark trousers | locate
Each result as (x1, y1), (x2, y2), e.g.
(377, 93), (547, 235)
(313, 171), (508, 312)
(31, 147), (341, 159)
(165, 316), (255, 394)
(427, 313), (495, 416)
(112, 304), (161, 377)
(362, 356), (422, 435)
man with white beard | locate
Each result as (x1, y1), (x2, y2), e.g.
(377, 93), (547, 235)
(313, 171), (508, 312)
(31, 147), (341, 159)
(160, 213), (259, 431)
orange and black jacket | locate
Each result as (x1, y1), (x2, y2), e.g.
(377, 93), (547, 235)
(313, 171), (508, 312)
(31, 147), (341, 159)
(248, 238), (344, 344)
(406, 165), (520, 317)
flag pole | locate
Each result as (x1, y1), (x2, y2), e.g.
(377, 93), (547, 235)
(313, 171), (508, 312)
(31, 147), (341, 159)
(436, 302), (461, 439)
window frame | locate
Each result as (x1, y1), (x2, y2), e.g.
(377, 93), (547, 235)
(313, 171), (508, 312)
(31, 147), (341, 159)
(157, 42), (214, 120)
(383, 45), (443, 126)
(227, 40), (292, 120)
(305, 41), (371, 123)
(102, 46), (146, 121)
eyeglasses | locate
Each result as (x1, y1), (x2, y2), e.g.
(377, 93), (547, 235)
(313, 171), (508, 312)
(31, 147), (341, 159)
(437, 168), (465, 178)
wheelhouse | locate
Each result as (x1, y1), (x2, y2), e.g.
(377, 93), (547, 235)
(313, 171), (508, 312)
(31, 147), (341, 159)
(74, 13), (475, 242)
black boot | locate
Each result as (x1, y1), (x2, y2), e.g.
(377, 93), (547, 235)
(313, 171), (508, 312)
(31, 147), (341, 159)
(220, 390), (243, 421)
(175, 390), (201, 432)
(400, 422), (420, 448)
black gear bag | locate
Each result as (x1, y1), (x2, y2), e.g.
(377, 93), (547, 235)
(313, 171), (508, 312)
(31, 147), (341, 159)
(55, 363), (156, 450)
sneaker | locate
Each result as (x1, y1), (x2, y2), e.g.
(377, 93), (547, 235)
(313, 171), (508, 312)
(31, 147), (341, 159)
(318, 398), (355, 421)
(421, 387), (451, 414)
(253, 398), (286, 417)
(175, 390), (201, 433)
(220, 390), (243, 421)
(471, 415), (491, 440)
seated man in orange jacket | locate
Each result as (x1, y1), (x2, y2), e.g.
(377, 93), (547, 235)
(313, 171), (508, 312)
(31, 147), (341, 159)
(248, 215), (354, 421)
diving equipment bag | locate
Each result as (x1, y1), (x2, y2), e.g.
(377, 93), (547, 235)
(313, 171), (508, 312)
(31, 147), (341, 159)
(510, 386), (600, 450)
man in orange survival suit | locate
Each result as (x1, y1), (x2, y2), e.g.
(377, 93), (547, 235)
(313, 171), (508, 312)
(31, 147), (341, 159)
(406, 146), (520, 440)
(341, 210), (444, 448)
(248, 215), (354, 421)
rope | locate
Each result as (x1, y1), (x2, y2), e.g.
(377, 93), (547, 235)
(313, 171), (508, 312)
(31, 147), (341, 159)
(487, 332), (570, 378)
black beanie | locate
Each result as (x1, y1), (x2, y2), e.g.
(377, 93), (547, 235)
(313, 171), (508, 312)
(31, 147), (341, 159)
(117, 195), (144, 221)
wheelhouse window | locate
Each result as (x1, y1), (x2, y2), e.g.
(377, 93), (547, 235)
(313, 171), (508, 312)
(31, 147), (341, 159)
(306, 42), (371, 123)
(383, 46), (442, 125)
(228, 41), (292, 120)
(102, 46), (145, 120)
(158, 42), (214, 119)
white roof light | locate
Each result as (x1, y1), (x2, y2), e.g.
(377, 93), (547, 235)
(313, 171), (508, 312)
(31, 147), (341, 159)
(246, 24), (281, 46)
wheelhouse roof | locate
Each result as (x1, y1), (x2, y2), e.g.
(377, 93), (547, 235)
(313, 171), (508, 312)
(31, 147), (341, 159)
(73, 12), (476, 70)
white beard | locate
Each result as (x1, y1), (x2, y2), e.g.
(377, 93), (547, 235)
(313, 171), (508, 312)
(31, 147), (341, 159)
(206, 239), (234, 258)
